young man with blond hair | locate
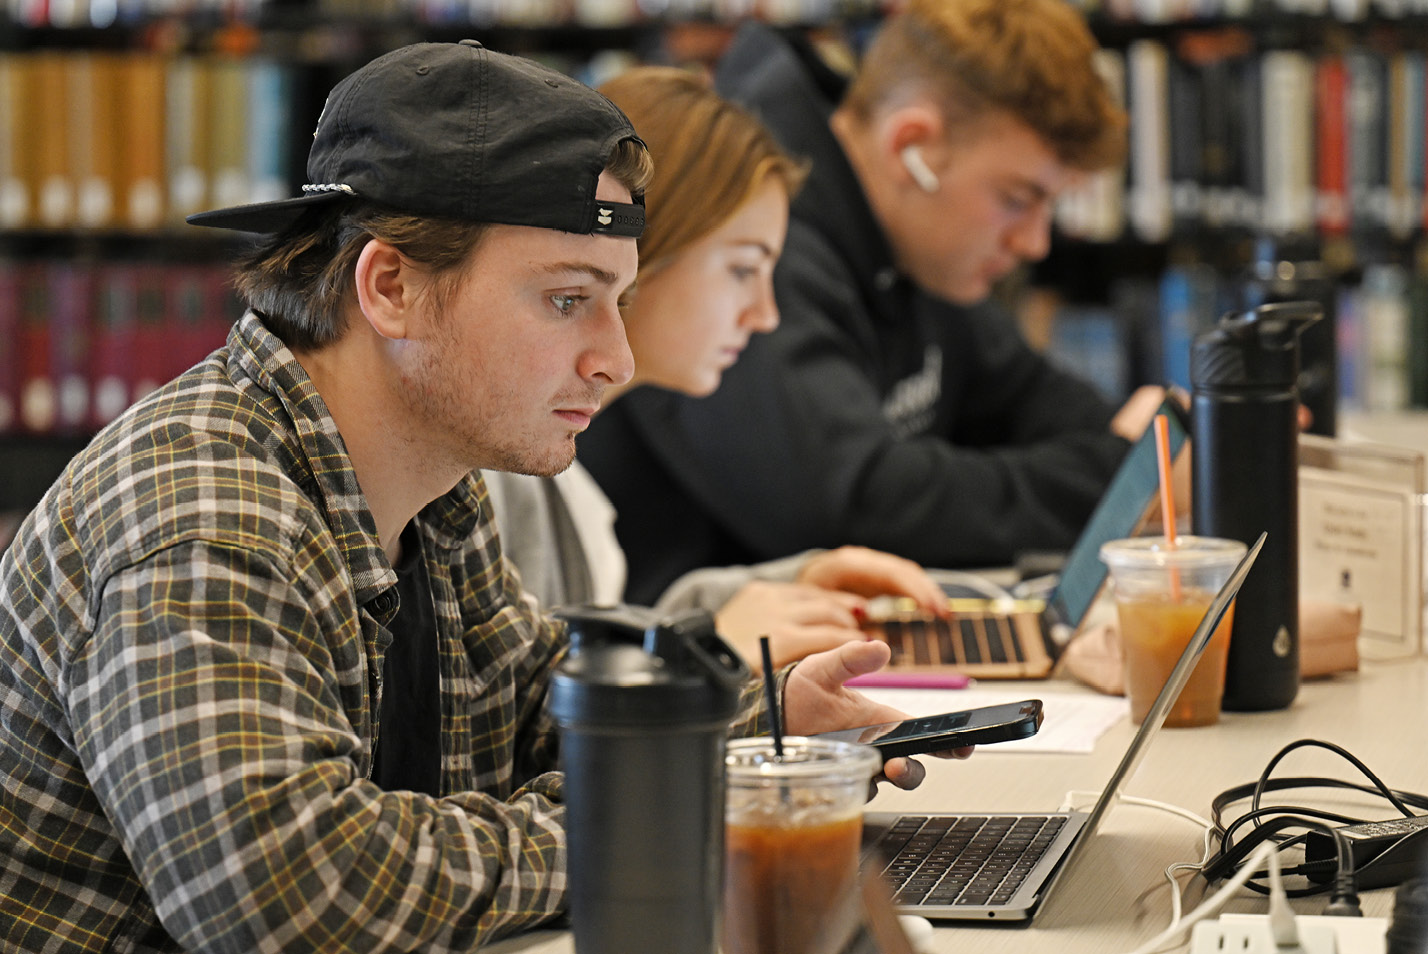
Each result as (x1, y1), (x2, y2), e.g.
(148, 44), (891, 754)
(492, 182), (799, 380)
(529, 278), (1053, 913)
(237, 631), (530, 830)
(582, 0), (1169, 604)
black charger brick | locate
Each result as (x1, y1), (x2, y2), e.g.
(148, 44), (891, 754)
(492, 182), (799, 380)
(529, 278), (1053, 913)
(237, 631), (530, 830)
(1304, 817), (1428, 890)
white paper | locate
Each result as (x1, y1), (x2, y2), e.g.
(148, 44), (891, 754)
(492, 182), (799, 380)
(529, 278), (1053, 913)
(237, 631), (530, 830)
(1300, 466), (1419, 653)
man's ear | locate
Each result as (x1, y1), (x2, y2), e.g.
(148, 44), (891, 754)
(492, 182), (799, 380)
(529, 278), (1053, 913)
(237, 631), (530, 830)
(878, 103), (946, 190)
(353, 238), (417, 341)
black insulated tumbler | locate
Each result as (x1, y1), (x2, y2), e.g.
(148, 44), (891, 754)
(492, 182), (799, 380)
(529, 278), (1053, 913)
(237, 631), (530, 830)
(1191, 300), (1321, 711)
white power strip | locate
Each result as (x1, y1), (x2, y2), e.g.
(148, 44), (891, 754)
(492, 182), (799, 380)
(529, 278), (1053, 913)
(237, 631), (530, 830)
(1189, 914), (1389, 954)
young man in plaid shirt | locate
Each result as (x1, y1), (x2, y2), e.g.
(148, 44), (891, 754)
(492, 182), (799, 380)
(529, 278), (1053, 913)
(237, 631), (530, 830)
(0, 40), (941, 954)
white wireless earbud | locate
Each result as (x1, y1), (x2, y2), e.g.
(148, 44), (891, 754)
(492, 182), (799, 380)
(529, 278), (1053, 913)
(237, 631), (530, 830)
(900, 145), (940, 193)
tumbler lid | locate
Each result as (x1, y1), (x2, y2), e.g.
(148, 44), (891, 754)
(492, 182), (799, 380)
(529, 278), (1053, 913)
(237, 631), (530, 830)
(550, 606), (750, 728)
(1191, 300), (1321, 390)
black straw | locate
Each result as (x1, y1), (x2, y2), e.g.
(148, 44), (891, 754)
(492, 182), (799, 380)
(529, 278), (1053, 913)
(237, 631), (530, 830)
(759, 636), (784, 759)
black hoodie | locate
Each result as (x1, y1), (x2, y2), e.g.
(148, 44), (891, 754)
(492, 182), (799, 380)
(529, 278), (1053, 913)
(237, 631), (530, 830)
(581, 23), (1130, 605)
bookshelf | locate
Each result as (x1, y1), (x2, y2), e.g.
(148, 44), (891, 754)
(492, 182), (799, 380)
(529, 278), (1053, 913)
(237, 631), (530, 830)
(6, 0), (1428, 523)
(0, 2), (892, 522)
(1037, 5), (1428, 441)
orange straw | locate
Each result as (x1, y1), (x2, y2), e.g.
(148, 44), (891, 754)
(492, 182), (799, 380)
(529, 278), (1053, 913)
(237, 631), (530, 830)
(1153, 413), (1182, 602)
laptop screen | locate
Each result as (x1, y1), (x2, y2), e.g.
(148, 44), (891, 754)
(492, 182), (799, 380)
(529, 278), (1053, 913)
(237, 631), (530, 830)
(1036, 532), (1265, 903)
(1044, 398), (1190, 638)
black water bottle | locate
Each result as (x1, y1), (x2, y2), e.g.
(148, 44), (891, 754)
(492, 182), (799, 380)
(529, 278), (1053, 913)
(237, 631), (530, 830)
(1191, 301), (1321, 711)
(1241, 239), (1338, 437)
(550, 605), (749, 954)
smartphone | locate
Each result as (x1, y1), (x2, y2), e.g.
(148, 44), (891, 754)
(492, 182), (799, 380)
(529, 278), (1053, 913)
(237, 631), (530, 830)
(813, 699), (1043, 759)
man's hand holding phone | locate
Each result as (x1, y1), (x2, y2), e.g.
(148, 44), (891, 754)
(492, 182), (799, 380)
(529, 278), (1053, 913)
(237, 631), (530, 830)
(814, 700), (1043, 758)
(778, 640), (977, 792)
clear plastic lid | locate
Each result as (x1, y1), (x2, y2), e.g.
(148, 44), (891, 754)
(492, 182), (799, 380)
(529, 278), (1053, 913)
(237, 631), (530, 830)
(725, 737), (881, 786)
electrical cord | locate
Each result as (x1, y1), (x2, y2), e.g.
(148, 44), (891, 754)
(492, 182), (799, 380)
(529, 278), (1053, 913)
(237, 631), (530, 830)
(1102, 739), (1424, 954)
(1204, 739), (1428, 912)
(1251, 741), (1420, 820)
(1061, 791), (1216, 940)
(1124, 841), (1283, 954)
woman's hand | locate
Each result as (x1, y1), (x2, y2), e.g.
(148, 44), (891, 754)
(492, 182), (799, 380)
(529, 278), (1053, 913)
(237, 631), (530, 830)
(1109, 384), (1169, 442)
(716, 581), (869, 675)
(795, 546), (948, 617)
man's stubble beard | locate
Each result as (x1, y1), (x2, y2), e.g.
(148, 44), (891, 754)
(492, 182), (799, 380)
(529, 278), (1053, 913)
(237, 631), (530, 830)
(401, 329), (579, 480)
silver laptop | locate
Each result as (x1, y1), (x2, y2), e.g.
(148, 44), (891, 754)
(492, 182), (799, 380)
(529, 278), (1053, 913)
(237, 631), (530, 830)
(861, 532), (1265, 921)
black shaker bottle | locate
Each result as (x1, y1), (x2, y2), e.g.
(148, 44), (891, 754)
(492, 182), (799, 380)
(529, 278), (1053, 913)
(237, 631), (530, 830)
(550, 605), (749, 954)
(1191, 300), (1321, 711)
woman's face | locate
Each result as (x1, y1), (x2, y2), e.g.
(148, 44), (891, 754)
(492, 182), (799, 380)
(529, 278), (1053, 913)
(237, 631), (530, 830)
(620, 178), (790, 398)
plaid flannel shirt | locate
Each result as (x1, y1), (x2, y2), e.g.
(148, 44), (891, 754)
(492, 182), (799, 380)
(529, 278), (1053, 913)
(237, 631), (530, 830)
(0, 313), (768, 953)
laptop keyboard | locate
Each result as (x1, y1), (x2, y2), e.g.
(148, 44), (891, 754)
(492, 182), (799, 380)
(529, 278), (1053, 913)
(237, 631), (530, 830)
(861, 601), (1054, 678)
(874, 814), (1067, 907)
(914, 614), (1019, 664)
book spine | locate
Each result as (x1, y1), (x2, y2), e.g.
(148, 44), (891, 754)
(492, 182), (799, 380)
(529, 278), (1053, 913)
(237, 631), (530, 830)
(47, 263), (93, 435)
(1336, 283), (1363, 411)
(1315, 54), (1350, 235)
(1127, 39), (1172, 242)
(131, 264), (170, 402)
(166, 56), (212, 225)
(0, 53), (31, 229)
(1198, 53), (1239, 228)
(0, 260), (20, 434)
(1346, 49), (1388, 230)
(32, 51), (74, 228)
(208, 57), (251, 211)
(1261, 50), (1315, 235)
(1057, 48), (1126, 242)
(1167, 54), (1202, 230)
(89, 264), (139, 430)
(1386, 52), (1413, 237)
(1408, 52), (1427, 234)
(245, 59), (293, 205)
(73, 51), (122, 229)
(169, 264), (238, 373)
(120, 52), (167, 230)
(17, 264), (56, 434)
(1360, 264), (1411, 411)
(1236, 54), (1263, 229)
(1045, 304), (1130, 402)
(1159, 265), (1203, 392)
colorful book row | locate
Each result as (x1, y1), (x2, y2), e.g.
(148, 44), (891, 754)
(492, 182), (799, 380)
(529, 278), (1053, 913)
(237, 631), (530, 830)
(0, 51), (298, 232)
(0, 260), (244, 436)
(1073, 0), (1428, 21)
(1038, 262), (1428, 415)
(1057, 40), (1428, 243)
(6, 0), (885, 29)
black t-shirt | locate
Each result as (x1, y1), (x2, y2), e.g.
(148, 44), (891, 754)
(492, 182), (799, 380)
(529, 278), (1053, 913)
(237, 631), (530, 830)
(370, 523), (442, 797)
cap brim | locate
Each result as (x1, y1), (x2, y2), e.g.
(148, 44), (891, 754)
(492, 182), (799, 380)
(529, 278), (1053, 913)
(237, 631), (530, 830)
(186, 190), (348, 234)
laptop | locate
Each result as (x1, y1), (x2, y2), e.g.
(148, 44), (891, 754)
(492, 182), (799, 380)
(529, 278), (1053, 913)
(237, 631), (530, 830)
(862, 532), (1264, 921)
(861, 397), (1190, 678)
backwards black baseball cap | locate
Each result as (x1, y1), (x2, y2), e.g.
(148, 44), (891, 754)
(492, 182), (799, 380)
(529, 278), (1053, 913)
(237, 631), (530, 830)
(187, 40), (646, 238)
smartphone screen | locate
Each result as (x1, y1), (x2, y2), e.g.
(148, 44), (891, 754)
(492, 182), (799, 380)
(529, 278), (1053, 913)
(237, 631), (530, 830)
(814, 699), (1043, 759)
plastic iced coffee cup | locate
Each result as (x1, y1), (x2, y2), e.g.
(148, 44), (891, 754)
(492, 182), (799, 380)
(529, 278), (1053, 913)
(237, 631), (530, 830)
(722, 737), (881, 954)
(1099, 536), (1247, 728)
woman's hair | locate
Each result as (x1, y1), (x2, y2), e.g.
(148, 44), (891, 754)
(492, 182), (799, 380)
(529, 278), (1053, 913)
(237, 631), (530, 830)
(599, 67), (808, 277)
(842, 0), (1126, 172)
(232, 137), (653, 350)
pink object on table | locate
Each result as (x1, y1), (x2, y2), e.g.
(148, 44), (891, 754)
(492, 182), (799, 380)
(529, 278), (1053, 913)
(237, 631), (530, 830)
(844, 671), (972, 690)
